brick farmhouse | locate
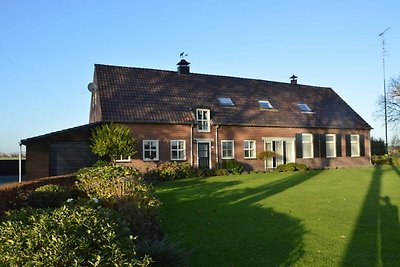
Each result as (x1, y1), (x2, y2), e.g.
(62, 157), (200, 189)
(22, 60), (372, 179)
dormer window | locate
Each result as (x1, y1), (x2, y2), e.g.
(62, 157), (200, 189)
(258, 100), (274, 109)
(196, 109), (210, 132)
(218, 97), (235, 106)
(297, 103), (312, 112)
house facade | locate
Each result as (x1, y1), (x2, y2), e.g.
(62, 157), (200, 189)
(22, 60), (372, 179)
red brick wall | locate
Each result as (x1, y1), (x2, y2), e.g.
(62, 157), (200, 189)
(25, 123), (371, 180)
(123, 123), (371, 170)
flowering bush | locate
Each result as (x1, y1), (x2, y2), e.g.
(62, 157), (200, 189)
(0, 203), (151, 266)
(76, 165), (161, 238)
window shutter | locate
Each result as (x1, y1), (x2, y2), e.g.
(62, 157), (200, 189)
(320, 134), (327, 158)
(336, 134), (342, 157)
(313, 134), (320, 158)
(295, 133), (303, 158)
(345, 134), (351, 157)
(360, 134), (365, 156)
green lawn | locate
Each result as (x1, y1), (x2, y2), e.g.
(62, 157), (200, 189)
(156, 166), (400, 266)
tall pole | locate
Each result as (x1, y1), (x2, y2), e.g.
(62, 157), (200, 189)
(379, 27), (390, 154)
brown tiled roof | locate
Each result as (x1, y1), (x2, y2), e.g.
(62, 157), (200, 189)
(94, 64), (371, 130)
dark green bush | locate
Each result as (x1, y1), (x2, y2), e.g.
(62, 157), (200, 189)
(196, 168), (216, 178)
(157, 162), (196, 181)
(0, 204), (151, 266)
(219, 159), (244, 174)
(372, 154), (392, 165)
(215, 168), (230, 176)
(92, 159), (111, 167)
(76, 165), (161, 238)
(136, 237), (189, 267)
(26, 184), (81, 208)
(275, 163), (309, 172)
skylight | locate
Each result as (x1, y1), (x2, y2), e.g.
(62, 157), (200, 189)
(297, 103), (312, 112)
(218, 97), (235, 106)
(258, 100), (273, 109)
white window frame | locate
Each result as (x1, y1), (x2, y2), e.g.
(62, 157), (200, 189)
(263, 138), (295, 169)
(142, 140), (159, 161)
(351, 134), (360, 157)
(326, 134), (336, 158)
(115, 155), (132, 163)
(302, 134), (313, 159)
(218, 97), (235, 106)
(171, 140), (186, 161)
(258, 100), (274, 109)
(196, 109), (211, 132)
(297, 103), (313, 113)
(244, 140), (256, 159)
(221, 140), (235, 159)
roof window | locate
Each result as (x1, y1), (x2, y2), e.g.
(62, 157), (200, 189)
(297, 103), (312, 112)
(258, 100), (274, 109)
(218, 97), (235, 106)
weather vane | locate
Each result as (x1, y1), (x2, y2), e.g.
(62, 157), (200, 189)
(180, 52), (188, 58)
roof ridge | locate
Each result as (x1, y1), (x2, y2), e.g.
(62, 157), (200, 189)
(94, 63), (332, 90)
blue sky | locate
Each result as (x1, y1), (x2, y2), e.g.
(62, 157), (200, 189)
(1, 1), (399, 153)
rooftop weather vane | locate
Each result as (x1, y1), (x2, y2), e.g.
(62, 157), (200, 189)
(180, 52), (188, 58)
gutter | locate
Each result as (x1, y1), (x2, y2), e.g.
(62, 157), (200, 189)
(18, 141), (22, 183)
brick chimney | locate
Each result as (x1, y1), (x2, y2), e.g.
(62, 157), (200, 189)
(177, 59), (190, 74)
(290, 74), (298, 85)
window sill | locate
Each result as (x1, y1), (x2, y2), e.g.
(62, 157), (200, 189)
(171, 158), (186, 161)
(222, 157), (235, 160)
(143, 159), (159, 162)
(116, 159), (132, 163)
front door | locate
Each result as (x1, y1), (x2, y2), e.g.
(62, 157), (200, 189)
(198, 142), (210, 169)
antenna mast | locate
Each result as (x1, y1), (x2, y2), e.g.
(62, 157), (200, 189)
(379, 27), (390, 154)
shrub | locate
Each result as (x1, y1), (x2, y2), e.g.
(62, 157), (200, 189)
(93, 159), (111, 168)
(91, 124), (137, 164)
(0, 204), (151, 266)
(219, 159), (244, 174)
(157, 162), (196, 181)
(275, 163), (309, 172)
(76, 165), (161, 238)
(215, 168), (230, 176)
(136, 237), (189, 267)
(26, 184), (82, 208)
(196, 168), (216, 178)
(372, 154), (392, 165)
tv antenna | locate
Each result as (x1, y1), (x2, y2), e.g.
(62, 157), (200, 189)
(378, 27), (390, 153)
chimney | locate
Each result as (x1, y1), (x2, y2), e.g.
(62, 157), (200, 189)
(177, 59), (190, 74)
(290, 74), (298, 85)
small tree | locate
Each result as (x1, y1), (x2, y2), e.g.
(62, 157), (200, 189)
(376, 76), (400, 129)
(91, 124), (137, 164)
(370, 136), (386, 156)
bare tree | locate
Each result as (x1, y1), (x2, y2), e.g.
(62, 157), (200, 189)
(376, 76), (400, 129)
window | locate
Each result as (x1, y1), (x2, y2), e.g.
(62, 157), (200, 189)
(351, 135), (360, 157)
(326, 134), (336, 158)
(244, 140), (256, 159)
(258, 100), (274, 109)
(218, 97), (235, 106)
(143, 140), (159, 161)
(171, 140), (186, 160)
(302, 134), (313, 158)
(221, 140), (234, 159)
(264, 139), (295, 168)
(196, 109), (210, 132)
(297, 103), (312, 112)
(116, 155), (131, 163)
